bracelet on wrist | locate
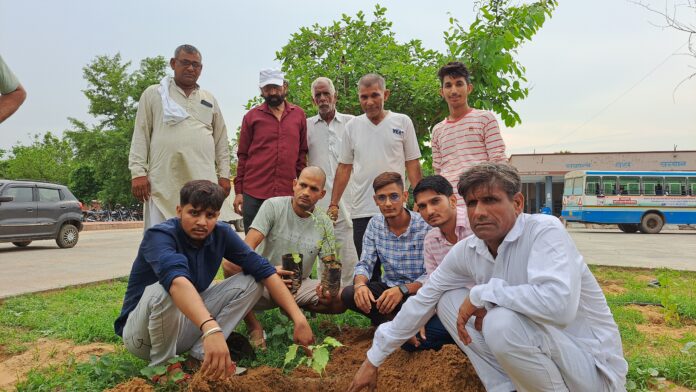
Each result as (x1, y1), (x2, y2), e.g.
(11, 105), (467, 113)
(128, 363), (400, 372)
(201, 326), (223, 340)
(199, 316), (216, 331)
(354, 283), (367, 290)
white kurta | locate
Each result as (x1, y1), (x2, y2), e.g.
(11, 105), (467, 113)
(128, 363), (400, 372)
(366, 213), (627, 390)
(129, 79), (232, 226)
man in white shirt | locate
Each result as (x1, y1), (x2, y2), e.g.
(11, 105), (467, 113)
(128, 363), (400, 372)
(129, 44), (232, 229)
(306, 77), (359, 287)
(348, 162), (628, 392)
(329, 73), (423, 281)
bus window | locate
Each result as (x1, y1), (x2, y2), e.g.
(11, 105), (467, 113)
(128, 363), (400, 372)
(602, 176), (617, 195)
(689, 177), (696, 196)
(665, 177), (686, 196)
(642, 176), (663, 196)
(619, 176), (640, 195)
(563, 178), (574, 196)
(585, 176), (600, 195)
(573, 178), (584, 195)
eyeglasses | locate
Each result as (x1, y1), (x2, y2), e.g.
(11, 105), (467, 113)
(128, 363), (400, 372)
(175, 59), (202, 69)
(375, 193), (401, 204)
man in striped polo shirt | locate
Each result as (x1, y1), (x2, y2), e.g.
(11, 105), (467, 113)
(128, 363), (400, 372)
(431, 61), (508, 207)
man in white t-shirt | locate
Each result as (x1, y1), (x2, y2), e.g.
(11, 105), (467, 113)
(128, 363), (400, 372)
(307, 77), (359, 287)
(329, 74), (423, 281)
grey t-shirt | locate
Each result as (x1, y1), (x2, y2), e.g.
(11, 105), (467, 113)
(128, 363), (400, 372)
(0, 55), (20, 94)
(251, 196), (332, 279)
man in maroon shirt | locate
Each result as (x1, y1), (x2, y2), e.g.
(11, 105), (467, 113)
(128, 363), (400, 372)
(233, 69), (308, 233)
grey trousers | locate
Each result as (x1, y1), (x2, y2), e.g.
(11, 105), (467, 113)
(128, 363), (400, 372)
(437, 288), (612, 392)
(122, 274), (262, 366)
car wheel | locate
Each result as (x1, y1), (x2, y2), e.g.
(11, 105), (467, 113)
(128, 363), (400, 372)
(617, 224), (639, 233)
(12, 241), (32, 247)
(56, 224), (79, 248)
(639, 213), (664, 234)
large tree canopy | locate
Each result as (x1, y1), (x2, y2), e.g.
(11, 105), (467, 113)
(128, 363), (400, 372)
(276, 1), (557, 170)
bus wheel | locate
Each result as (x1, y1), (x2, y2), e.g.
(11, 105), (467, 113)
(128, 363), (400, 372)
(639, 213), (664, 234)
(618, 224), (639, 233)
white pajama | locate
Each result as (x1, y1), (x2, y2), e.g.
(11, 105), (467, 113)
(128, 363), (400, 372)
(122, 274), (262, 366)
(367, 214), (627, 391)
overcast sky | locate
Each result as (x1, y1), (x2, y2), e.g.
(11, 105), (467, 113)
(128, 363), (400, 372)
(1, 0), (694, 155)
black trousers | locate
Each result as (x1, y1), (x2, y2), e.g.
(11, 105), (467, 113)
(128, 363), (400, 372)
(242, 193), (266, 234)
(340, 282), (403, 326)
(352, 217), (381, 282)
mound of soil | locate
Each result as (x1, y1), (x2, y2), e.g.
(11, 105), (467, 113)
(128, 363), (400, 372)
(110, 327), (484, 391)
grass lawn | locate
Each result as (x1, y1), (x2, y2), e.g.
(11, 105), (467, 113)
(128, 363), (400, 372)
(0, 266), (694, 391)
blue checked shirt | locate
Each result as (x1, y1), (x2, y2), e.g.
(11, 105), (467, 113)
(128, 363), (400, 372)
(354, 210), (430, 286)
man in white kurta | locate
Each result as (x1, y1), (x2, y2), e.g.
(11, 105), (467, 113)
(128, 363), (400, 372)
(307, 77), (359, 287)
(129, 45), (232, 228)
(348, 163), (627, 392)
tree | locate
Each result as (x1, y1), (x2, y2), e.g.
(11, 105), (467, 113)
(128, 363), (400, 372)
(277, 5), (445, 170)
(445, 0), (558, 127)
(69, 165), (101, 203)
(3, 132), (75, 185)
(65, 54), (167, 205)
(275, 2), (557, 170)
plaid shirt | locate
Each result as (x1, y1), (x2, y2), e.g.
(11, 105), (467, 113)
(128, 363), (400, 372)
(354, 210), (430, 286)
(423, 207), (473, 275)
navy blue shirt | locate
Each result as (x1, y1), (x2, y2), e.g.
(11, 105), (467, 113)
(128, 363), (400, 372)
(114, 218), (276, 336)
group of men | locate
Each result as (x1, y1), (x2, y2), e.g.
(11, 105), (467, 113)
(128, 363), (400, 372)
(115, 43), (628, 390)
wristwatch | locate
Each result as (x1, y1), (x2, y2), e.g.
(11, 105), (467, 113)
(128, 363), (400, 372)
(398, 284), (409, 298)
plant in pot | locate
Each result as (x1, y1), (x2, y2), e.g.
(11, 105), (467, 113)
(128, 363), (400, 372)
(281, 251), (303, 295)
(310, 208), (342, 297)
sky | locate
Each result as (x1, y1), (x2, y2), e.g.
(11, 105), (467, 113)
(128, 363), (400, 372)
(0, 0), (694, 156)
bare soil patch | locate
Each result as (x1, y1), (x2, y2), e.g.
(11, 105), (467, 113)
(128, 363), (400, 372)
(110, 327), (485, 392)
(0, 338), (113, 390)
(626, 305), (696, 341)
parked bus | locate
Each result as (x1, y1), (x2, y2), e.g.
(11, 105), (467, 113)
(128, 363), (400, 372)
(561, 170), (696, 234)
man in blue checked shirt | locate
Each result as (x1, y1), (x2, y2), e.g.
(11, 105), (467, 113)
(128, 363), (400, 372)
(340, 172), (430, 328)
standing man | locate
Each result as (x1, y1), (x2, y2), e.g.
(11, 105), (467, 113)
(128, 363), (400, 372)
(348, 163), (627, 392)
(307, 77), (359, 287)
(233, 69), (308, 233)
(0, 54), (27, 123)
(431, 61), (508, 207)
(129, 44), (232, 229)
(329, 74), (423, 281)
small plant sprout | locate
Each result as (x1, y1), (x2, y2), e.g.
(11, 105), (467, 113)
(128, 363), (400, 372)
(283, 336), (343, 375)
(309, 208), (341, 263)
(292, 252), (301, 263)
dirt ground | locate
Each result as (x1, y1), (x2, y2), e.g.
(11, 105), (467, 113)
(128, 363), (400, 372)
(0, 338), (113, 390)
(107, 327), (485, 392)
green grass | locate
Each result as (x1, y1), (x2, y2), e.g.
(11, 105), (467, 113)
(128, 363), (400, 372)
(2, 266), (695, 391)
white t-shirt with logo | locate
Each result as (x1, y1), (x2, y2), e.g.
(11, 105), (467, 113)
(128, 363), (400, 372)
(339, 111), (421, 218)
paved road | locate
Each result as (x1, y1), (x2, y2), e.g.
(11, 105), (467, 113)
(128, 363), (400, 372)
(1, 227), (694, 298)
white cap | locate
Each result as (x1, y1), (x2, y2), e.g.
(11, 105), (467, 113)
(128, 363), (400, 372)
(259, 68), (285, 88)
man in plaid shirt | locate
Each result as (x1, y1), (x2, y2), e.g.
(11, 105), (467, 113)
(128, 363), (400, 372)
(340, 172), (430, 327)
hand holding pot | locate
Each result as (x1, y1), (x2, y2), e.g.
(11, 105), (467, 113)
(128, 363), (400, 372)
(275, 266), (294, 289)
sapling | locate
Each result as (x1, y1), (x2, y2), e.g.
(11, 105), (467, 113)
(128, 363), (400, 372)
(283, 336), (343, 375)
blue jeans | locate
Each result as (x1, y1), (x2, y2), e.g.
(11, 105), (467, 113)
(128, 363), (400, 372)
(401, 314), (455, 352)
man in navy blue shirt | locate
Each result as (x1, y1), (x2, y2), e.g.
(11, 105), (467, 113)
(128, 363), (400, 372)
(115, 180), (314, 383)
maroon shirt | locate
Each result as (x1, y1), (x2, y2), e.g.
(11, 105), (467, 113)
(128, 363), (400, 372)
(234, 101), (308, 199)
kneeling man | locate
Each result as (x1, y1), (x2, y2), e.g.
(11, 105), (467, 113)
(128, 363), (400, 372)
(224, 167), (345, 347)
(348, 163), (627, 392)
(115, 180), (313, 383)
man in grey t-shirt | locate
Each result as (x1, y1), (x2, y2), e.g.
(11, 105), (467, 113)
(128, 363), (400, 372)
(223, 166), (346, 348)
(0, 54), (27, 123)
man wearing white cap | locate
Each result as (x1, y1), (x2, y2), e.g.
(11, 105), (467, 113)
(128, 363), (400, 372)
(129, 44), (233, 229)
(233, 68), (308, 233)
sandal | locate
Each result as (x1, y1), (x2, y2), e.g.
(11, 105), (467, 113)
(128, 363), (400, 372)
(249, 329), (267, 350)
(151, 362), (191, 385)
